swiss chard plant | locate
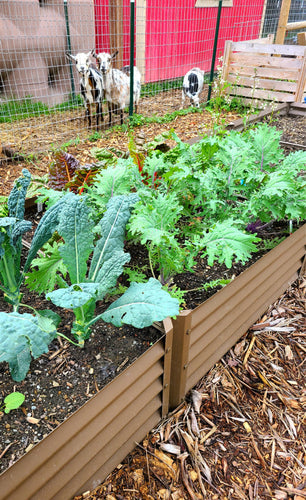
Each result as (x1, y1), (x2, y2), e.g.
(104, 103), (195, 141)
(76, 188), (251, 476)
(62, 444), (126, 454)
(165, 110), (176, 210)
(39, 192), (180, 346)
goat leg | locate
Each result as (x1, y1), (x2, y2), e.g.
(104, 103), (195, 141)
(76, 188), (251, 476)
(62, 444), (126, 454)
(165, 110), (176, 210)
(86, 103), (91, 128)
(96, 101), (102, 130)
(108, 102), (112, 127)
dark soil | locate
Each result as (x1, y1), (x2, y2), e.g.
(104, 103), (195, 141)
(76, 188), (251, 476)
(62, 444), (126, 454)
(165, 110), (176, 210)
(0, 104), (305, 476)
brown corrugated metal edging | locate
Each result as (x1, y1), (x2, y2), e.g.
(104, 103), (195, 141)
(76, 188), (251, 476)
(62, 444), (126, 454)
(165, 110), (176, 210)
(170, 224), (305, 409)
(0, 320), (173, 500)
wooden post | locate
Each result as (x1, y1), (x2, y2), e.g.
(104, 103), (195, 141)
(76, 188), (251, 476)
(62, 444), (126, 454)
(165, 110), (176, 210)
(221, 40), (232, 85)
(294, 49), (306, 102)
(136, 0), (146, 82)
(275, 0), (291, 45)
(109, 0), (123, 68)
(297, 32), (306, 46)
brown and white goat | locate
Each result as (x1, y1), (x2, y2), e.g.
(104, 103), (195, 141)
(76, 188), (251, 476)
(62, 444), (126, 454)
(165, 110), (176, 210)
(66, 50), (104, 129)
(93, 50), (141, 126)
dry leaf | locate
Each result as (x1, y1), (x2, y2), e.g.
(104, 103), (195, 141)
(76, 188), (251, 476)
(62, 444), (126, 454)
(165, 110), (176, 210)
(189, 469), (198, 482)
(131, 468), (144, 487)
(159, 443), (181, 456)
(190, 408), (200, 436)
(191, 390), (202, 413)
(285, 345), (294, 360)
(234, 340), (245, 356)
(26, 416), (40, 425)
(243, 422), (252, 433)
(157, 489), (171, 499)
(154, 449), (175, 469)
(273, 491), (287, 499)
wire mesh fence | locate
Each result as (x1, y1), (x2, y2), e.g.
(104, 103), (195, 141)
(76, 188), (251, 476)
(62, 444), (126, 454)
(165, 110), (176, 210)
(0, 0), (305, 155)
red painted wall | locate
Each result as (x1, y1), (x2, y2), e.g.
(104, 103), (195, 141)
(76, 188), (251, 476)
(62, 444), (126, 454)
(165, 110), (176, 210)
(94, 0), (266, 83)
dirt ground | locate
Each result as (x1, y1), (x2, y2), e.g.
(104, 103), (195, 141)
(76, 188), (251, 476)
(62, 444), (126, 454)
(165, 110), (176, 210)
(1, 88), (305, 198)
(0, 86), (239, 196)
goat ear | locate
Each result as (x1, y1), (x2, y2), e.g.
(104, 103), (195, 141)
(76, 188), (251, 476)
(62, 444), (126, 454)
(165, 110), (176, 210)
(111, 50), (119, 60)
(91, 49), (98, 58)
(66, 52), (76, 62)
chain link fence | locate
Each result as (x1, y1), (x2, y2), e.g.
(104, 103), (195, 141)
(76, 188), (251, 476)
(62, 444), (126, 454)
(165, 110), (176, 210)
(0, 0), (305, 154)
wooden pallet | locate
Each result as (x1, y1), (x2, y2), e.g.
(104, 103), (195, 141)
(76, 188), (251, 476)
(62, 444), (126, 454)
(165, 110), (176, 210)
(221, 41), (306, 107)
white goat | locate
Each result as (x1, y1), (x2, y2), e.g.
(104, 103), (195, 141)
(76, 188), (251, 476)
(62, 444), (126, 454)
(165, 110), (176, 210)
(182, 68), (205, 108)
(94, 50), (141, 126)
(66, 50), (104, 130)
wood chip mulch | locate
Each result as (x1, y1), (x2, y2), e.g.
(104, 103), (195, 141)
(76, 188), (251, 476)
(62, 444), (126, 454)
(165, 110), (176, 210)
(74, 273), (306, 500)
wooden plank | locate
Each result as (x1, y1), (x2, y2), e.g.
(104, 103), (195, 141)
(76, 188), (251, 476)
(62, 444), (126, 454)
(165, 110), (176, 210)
(230, 52), (302, 69)
(229, 86), (295, 102)
(227, 74), (297, 93)
(286, 21), (306, 31)
(246, 34), (275, 44)
(169, 311), (192, 409)
(294, 52), (306, 101)
(275, 0), (292, 44)
(226, 104), (288, 131)
(297, 32), (306, 46)
(109, 0), (124, 68)
(221, 40), (232, 84)
(136, 0), (146, 82)
(231, 41), (305, 56)
(228, 65), (299, 81)
(288, 102), (306, 115)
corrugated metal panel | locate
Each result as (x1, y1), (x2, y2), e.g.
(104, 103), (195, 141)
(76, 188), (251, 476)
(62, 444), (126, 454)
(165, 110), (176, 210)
(0, 336), (170, 500)
(185, 225), (305, 392)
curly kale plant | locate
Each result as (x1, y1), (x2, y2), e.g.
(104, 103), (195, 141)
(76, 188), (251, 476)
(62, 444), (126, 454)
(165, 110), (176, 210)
(42, 193), (179, 346)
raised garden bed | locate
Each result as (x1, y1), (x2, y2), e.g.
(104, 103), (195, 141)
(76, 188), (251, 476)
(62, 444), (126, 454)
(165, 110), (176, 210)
(0, 104), (305, 499)
(0, 224), (304, 500)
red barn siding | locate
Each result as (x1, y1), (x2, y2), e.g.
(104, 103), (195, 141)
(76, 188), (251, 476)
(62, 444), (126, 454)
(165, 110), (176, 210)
(94, 0), (266, 83)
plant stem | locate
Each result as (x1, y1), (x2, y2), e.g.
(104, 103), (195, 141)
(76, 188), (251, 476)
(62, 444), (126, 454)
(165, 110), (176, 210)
(148, 242), (156, 280)
(56, 331), (80, 346)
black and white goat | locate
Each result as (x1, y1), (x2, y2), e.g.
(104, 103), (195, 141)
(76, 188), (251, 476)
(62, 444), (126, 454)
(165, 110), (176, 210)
(66, 50), (104, 130)
(93, 50), (141, 126)
(182, 67), (205, 108)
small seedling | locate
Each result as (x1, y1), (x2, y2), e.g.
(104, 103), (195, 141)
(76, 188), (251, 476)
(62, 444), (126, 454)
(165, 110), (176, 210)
(1, 392), (25, 414)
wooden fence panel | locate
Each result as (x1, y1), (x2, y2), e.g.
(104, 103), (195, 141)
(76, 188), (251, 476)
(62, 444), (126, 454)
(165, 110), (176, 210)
(222, 41), (306, 104)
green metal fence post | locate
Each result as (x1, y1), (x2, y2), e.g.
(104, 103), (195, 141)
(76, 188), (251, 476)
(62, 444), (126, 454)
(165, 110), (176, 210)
(129, 0), (135, 117)
(207, 0), (223, 104)
(64, 0), (76, 101)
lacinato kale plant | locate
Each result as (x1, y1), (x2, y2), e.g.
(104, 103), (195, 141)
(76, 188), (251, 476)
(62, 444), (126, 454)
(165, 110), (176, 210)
(41, 193), (179, 346)
(0, 170), (70, 381)
(0, 169), (69, 310)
